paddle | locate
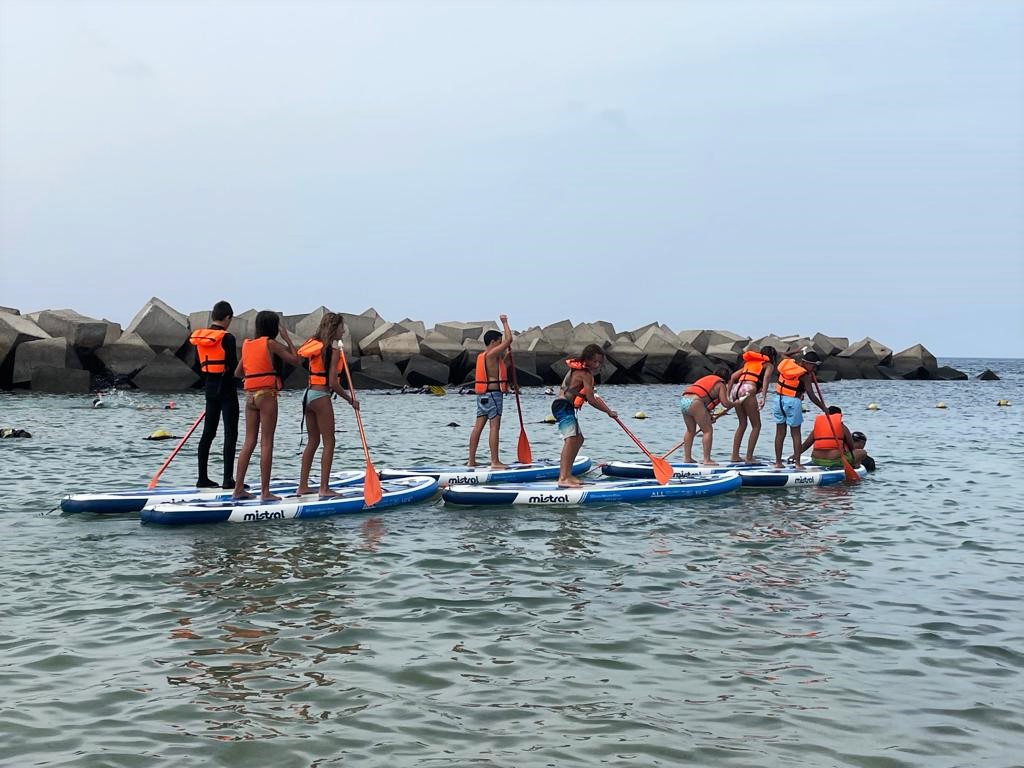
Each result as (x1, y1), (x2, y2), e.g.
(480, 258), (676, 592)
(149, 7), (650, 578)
(661, 394), (749, 459)
(505, 345), (532, 464)
(810, 374), (861, 484)
(613, 416), (673, 485)
(338, 346), (384, 506)
(147, 410), (206, 489)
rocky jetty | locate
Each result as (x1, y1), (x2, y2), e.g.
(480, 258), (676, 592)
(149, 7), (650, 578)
(0, 300), (968, 392)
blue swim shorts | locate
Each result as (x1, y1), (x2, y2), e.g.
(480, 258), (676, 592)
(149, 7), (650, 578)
(772, 395), (803, 427)
(476, 390), (504, 420)
(551, 398), (581, 440)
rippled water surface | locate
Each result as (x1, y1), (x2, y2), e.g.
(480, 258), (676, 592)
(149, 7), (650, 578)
(2, 359), (1023, 767)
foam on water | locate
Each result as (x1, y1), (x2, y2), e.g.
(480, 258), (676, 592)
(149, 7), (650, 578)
(1, 359), (1022, 767)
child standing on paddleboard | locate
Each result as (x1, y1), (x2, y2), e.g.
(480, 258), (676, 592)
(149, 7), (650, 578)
(467, 315), (513, 468)
(232, 311), (302, 501)
(727, 345), (777, 463)
(295, 312), (359, 498)
(679, 366), (744, 466)
(552, 344), (617, 488)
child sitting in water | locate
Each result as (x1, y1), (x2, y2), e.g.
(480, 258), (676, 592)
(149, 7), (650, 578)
(232, 311), (302, 501)
(552, 344), (617, 488)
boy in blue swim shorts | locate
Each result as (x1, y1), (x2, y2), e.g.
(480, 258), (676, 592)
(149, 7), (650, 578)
(552, 344), (618, 487)
(772, 351), (827, 469)
(468, 315), (513, 468)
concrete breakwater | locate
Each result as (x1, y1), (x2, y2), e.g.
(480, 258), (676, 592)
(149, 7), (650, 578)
(0, 298), (968, 393)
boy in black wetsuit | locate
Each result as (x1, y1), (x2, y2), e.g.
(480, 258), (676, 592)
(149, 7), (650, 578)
(191, 300), (239, 488)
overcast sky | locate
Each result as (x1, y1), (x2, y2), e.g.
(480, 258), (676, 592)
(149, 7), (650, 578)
(1, 0), (1021, 356)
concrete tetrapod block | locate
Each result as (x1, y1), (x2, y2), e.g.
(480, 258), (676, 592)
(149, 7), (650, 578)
(891, 343), (938, 372)
(676, 352), (718, 383)
(378, 331), (422, 363)
(704, 342), (741, 367)
(340, 312), (382, 349)
(95, 331), (157, 376)
(132, 350), (200, 391)
(934, 366), (968, 381)
(403, 355), (450, 387)
(818, 356), (862, 381)
(34, 309), (108, 350)
(704, 330), (749, 354)
(569, 322), (612, 350)
(675, 329), (710, 353)
(351, 357), (406, 389)
(397, 318), (427, 340)
(361, 307), (384, 322)
(605, 337), (647, 376)
(13, 337), (81, 385)
(125, 297), (189, 353)
(838, 337), (893, 365)
(101, 320), (123, 346)
(291, 306), (330, 340)
(634, 325), (686, 381)
(507, 350), (544, 388)
(420, 331), (466, 364)
(749, 334), (789, 354)
(359, 323), (411, 356)
(0, 313), (50, 379)
(0, 306), (19, 315)
(433, 321), (486, 345)
(977, 369), (1000, 381)
(540, 319), (575, 351)
(30, 365), (90, 393)
(811, 332), (849, 357)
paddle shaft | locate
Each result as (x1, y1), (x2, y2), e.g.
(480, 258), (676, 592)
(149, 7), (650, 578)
(339, 346), (384, 505)
(505, 346), (532, 463)
(148, 410), (206, 489)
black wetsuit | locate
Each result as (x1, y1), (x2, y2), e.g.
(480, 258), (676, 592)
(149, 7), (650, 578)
(196, 325), (239, 487)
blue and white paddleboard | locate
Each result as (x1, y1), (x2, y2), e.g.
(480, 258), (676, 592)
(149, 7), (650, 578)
(441, 471), (741, 506)
(737, 465), (868, 487)
(379, 456), (591, 486)
(60, 471), (365, 514)
(601, 460), (767, 480)
(141, 475), (438, 526)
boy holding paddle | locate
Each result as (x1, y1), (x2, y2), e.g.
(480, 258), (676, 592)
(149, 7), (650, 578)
(467, 315), (513, 468)
(552, 344), (618, 488)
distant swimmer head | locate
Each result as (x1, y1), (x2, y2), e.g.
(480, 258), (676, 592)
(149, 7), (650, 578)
(165, 401), (176, 410)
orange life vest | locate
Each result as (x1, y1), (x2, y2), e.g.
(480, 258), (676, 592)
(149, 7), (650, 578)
(812, 413), (845, 451)
(474, 352), (508, 394)
(737, 350), (769, 386)
(189, 328), (227, 375)
(564, 359), (590, 408)
(240, 337), (280, 391)
(684, 374), (723, 410)
(297, 338), (344, 387)
(775, 358), (807, 398)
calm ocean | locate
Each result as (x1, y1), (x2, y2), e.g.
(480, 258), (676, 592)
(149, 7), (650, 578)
(1, 358), (1022, 767)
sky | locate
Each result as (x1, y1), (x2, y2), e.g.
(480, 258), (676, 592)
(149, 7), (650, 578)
(1, 0), (1022, 357)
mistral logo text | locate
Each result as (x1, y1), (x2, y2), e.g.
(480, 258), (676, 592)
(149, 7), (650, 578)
(526, 493), (571, 503)
(447, 476), (481, 485)
(243, 509), (287, 522)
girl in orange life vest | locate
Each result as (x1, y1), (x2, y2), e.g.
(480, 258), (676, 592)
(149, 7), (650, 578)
(552, 344), (617, 488)
(295, 312), (359, 498)
(232, 311), (302, 501)
(796, 406), (866, 468)
(467, 315), (513, 468)
(727, 346), (778, 463)
(678, 366), (743, 465)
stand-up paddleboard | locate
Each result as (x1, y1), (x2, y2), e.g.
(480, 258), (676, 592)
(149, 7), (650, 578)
(141, 475), (438, 525)
(442, 471), (741, 506)
(380, 456), (591, 486)
(737, 464), (867, 487)
(60, 471), (365, 514)
(601, 460), (767, 480)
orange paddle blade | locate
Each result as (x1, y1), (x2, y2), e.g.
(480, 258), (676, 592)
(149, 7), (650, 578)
(842, 457), (861, 484)
(517, 428), (532, 464)
(650, 455), (674, 486)
(363, 463), (383, 506)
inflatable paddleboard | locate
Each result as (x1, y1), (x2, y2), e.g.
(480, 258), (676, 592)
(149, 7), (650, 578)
(60, 471), (365, 514)
(380, 456), (591, 485)
(737, 464), (868, 487)
(601, 460), (767, 480)
(442, 471), (741, 506)
(141, 475), (438, 525)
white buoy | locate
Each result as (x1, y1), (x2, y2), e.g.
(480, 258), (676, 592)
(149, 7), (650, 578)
(634, 411), (647, 419)
(867, 403), (880, 411)
(936, 402), (947, 409)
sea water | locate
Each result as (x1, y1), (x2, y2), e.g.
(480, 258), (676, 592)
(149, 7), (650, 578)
(1, 359), (1022, 767)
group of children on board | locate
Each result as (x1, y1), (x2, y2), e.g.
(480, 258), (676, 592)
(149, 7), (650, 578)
(189, 302), (358, 502)
(469, 325), (873, 487)
(192, 303), (874, 499)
